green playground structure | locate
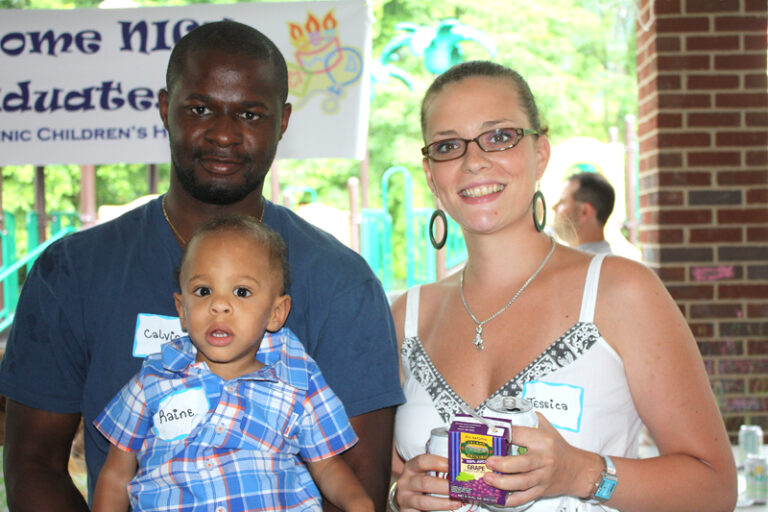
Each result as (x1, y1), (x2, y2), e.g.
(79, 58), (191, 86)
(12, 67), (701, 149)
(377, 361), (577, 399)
(360, 166), (466, 292)
(0, 211), (79, 332)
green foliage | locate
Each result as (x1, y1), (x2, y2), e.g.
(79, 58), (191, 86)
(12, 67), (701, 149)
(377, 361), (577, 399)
(370, 0), (637, 145)
(1, 0), (637, 282)
(2, 165), (79, 212)
(95, 163), (170, 205)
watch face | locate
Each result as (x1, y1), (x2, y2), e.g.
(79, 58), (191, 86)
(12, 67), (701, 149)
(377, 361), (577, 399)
(595, 478), (618, 500)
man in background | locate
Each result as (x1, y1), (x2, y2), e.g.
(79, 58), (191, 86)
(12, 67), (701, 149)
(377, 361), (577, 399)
(552, 171), (616, 254)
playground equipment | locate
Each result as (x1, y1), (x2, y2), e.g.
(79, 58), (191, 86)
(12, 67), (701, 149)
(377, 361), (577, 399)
(360, 166), (466, 292)
(0, 211), (79, 332)
(380, 19), (497, 75)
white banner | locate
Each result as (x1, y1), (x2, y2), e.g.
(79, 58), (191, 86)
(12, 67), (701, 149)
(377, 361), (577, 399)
(0, 0), (370, 165)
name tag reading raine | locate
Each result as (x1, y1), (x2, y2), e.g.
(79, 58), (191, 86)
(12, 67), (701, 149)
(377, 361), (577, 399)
(153, 386), (209, 441)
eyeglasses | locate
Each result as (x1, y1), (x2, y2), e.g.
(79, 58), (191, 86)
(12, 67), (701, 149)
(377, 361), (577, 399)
(421, 127), (539, 162)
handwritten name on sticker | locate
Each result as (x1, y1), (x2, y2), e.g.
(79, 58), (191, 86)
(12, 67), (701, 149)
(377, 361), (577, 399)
(522, 381), (584, 433)
(133, 313), (184, 358)
(153, 386), (209, 441)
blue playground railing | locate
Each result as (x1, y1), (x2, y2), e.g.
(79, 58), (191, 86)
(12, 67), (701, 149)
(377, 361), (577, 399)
(361, 206), (393, 287)
(0, 211), (79, 332)
(361, 166), (466, 291)
(442, 215), (466, 270)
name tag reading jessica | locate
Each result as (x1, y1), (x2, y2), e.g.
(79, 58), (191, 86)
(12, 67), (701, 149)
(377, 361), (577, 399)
(522, 380), (584, 433)
(133, 313), (185, 358)
(153, 386), (209, 441)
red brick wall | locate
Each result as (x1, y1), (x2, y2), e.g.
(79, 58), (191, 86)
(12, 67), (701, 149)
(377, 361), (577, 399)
(636, 0), (768, 442)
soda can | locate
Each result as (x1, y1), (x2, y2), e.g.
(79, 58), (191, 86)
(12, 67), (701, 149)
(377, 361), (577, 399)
(739, 424), (764, 466)
(426, 426), (478, 512)
(483, 396), (538, 512)
(746, 454), (768, 504)
(485, 396), (539, 455)
(426, 426), (449, 463)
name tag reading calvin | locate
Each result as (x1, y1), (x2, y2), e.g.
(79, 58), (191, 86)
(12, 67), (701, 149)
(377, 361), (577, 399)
(522, 380), (584, 433)
(153, 386), (209, 441)
(133, 313), (184, 358)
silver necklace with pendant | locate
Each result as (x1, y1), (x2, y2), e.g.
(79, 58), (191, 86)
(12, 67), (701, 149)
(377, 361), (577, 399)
(459, 236), (556, 351)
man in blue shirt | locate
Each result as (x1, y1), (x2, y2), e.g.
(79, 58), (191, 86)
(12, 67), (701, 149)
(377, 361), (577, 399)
(0, 20), (403, 512)
(93, 216), (372, 511)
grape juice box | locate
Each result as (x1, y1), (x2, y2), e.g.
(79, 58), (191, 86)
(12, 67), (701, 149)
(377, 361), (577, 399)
(448, 414), (511, 505)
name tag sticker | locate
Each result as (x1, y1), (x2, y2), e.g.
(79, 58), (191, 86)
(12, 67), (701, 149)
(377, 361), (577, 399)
(522, 381), (584, 433)
(153, 386), (209, 441)
(133, 313), (185, 358)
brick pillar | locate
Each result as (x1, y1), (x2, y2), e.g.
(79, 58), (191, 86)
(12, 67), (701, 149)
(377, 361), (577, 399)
(636, 0), (768, 441)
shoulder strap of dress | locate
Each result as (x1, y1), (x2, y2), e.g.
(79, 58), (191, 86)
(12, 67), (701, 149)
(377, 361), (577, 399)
(404, 286), (422, 339)
(579, 253), (608, 323)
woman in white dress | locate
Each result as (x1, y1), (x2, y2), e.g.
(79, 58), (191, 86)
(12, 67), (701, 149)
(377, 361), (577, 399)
(389, 61), (736, 512)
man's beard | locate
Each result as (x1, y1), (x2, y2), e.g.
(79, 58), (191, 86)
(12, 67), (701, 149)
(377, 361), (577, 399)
(171, 152), (269, 206)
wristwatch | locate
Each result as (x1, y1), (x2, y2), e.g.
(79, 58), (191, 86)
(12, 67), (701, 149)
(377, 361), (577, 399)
(587, 454), (617, 503)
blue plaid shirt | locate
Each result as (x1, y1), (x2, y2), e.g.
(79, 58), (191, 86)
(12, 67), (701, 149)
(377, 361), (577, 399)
(94, 328), (357, 512)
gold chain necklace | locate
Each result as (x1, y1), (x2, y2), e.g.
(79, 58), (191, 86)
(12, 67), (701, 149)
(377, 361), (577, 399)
(161, 195), (265, 246)
(162, 195), (187, 245)
(459, 236), (556, 351)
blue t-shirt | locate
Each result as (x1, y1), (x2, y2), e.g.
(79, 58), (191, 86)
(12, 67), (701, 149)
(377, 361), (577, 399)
(0, 196), (404, 499)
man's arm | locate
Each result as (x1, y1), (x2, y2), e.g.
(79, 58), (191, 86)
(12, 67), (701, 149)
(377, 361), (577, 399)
(4, 400), (88, 512)
(324, 407), (395, 512)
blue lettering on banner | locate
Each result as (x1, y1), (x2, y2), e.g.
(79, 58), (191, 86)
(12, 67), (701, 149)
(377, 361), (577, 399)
(0, 17), (228, 58)
(127, 87), (155, 111)
(153, 124), (167, 139)
(0, 29), (101, 57)
(0, 81), (157, 113)
(119, 19), (200, 54)
(0, 130), (32, 142)
(0, 126), (149, 144)
(38, 126), (136, 141)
